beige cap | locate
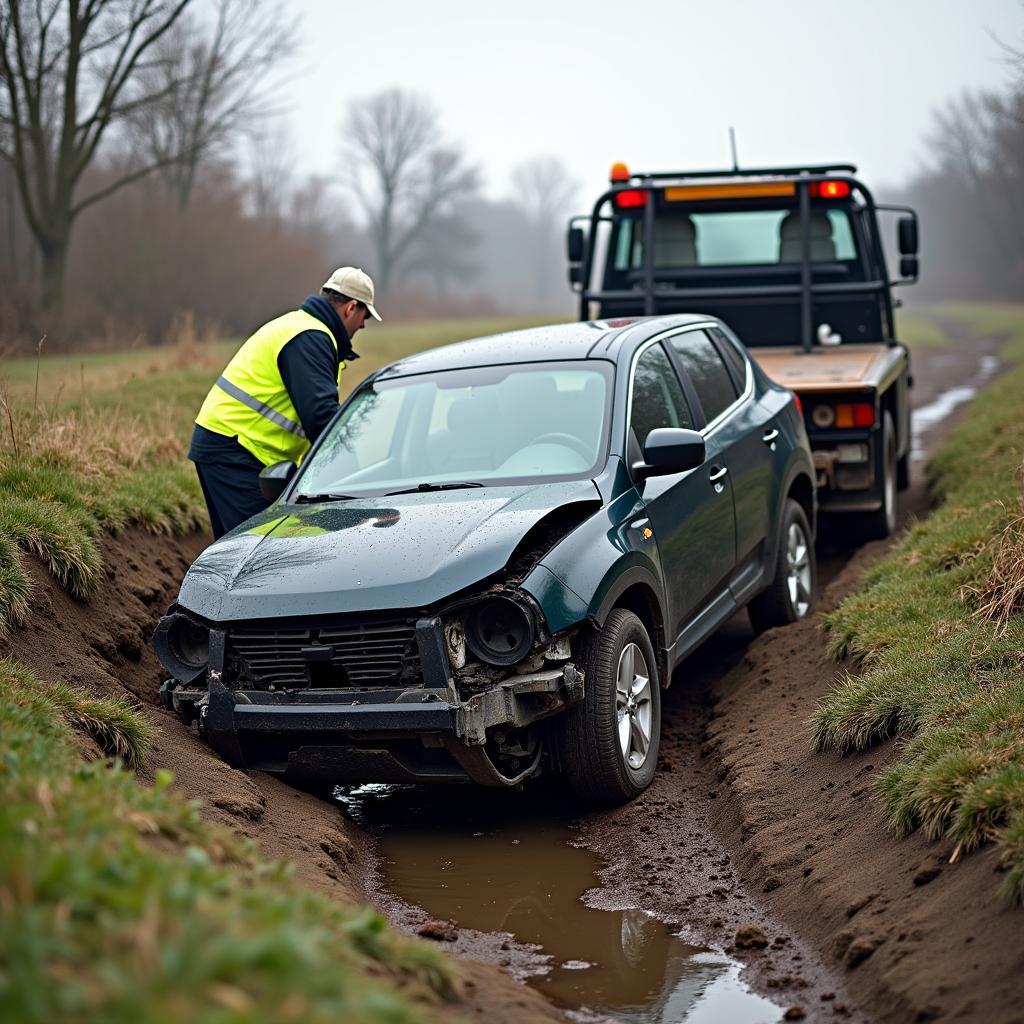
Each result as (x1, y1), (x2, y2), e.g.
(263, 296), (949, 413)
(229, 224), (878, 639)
(322, 266), (382, 321)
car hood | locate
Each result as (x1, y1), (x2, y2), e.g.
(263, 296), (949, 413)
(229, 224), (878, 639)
(178, 480), (601, 621)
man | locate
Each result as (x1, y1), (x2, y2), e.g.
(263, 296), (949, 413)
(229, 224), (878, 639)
(189, 267), (382, 539)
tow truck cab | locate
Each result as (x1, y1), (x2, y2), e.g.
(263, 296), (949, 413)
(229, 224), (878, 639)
(566, 163), (920, 537)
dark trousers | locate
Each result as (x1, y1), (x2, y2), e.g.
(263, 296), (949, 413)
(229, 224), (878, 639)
(195, 460), (270, 540)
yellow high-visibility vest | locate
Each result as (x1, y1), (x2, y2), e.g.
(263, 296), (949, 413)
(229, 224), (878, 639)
(195, 309), (344, 466)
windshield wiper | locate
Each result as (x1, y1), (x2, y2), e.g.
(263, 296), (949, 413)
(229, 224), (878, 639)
(293, 493), (360, 504)
(385, 481), (485, 496)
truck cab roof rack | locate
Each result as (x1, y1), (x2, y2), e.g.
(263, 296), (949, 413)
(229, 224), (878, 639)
(624, 163), (858, 182)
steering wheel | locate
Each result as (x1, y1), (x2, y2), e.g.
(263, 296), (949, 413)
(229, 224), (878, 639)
(530, 432), (593, 460)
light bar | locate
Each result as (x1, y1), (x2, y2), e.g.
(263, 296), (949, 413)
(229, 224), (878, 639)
(664, 182), (797, 202)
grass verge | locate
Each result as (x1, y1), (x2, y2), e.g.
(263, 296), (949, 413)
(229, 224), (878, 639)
(813, 304), (1024, 902)
(0, 657), (452, 1022)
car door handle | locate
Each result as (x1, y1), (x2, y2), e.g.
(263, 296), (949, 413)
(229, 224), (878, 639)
(709, 465), (728, 493)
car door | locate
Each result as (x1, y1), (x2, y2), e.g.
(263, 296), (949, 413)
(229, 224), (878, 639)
(629, 341), (737, 641)
(666, 327), (775, 587)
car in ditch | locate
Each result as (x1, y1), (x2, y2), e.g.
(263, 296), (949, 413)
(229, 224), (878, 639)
(156, 314), (817, 803)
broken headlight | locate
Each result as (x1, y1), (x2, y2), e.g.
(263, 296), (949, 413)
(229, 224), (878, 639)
(464, 597), (535, 666)
(154, 611), (210, 684)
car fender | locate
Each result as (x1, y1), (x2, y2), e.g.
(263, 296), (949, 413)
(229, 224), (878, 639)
(521, 486), (668, 642)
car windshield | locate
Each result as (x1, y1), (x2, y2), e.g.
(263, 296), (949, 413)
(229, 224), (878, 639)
(295, 361), (612, 498)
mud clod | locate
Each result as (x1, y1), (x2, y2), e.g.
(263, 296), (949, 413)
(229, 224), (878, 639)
(784, 1008), (806, 1021)
(844, 936), (882, 969)
(418, 919), (459, 942)
(734, 924), (769, 949)
(913, 866), (942, 887)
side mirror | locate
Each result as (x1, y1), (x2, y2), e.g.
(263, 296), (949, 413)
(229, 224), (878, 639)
(633, 428), (706, 479)
(567, 225), (585, 264)
(899, 255), (919, 280)
(259, 460), (297, 501)
(898, 216), (918, 256)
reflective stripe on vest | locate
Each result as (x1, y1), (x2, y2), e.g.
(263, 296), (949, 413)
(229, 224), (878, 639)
(195, 308), (340, 466)
(215, 376), (306, 438)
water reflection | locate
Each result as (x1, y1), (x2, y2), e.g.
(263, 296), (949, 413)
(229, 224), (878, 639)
(344, 785), (779, 1024)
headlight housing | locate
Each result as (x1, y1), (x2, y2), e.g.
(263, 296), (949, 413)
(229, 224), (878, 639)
(464, 597), (535, 666)
(154, 611), (210, 683)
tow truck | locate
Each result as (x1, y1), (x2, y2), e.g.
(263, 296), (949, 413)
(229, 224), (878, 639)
(566, 162), (920, 538)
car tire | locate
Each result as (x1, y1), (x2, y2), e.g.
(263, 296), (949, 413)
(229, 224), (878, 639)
(559, 609), (661, 805)
(867, 412), (898, 539)
(748, 498), (816, 634)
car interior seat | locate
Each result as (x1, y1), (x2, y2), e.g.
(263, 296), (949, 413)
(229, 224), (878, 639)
(779, 211), (836, 262)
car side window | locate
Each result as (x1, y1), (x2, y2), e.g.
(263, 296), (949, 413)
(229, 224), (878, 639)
(630, 344), (695, 445)
(668, 329), (738, 424)
(709, 327), (749, 391)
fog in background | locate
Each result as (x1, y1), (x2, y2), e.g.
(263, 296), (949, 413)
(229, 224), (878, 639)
(1, 0), (1022, 351)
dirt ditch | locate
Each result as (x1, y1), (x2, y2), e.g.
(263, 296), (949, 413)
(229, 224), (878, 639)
(4, 322), (1019, 1023)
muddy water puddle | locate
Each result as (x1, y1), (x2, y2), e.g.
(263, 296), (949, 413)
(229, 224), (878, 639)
(338, 784), (780, 1023)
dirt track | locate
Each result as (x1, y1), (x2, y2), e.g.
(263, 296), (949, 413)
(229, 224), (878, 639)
(4, 322), (1021, 1023)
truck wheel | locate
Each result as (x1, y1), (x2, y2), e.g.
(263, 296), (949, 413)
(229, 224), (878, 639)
(897, 450), (911, 491)
(748, 498), (816, 634)
(559, 609), (661, 805)
(867, 412), (898, 539)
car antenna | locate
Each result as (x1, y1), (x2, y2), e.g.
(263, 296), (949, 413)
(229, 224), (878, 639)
(729, 126), (740, 172)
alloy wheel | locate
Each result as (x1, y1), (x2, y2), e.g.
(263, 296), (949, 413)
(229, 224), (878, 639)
(786, 522), (813, 618)
(616, 642), (653, 770)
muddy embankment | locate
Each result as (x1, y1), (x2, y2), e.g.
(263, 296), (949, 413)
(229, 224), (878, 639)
(3, 528), (565, 1024)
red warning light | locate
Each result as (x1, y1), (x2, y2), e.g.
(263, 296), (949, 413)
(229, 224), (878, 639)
(610, 162), (630, 182)
(810, 180), (851, 199)
(614, 189), (648, 208)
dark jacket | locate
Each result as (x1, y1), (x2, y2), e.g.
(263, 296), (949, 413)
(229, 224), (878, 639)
(189, 295), (357, 465)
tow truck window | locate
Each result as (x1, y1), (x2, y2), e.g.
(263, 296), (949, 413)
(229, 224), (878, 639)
(668, 330), (738, 424)
(612, 208), (857, 269)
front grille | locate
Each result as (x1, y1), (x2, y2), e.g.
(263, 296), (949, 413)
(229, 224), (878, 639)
(227, 617), (420, 690)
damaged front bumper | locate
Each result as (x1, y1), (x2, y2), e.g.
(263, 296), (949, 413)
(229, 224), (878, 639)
(161, 617), (584, 786)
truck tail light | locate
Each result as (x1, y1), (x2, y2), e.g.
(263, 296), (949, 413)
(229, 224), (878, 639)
(809, 401), (875, 429)
(792, 392), (804, 417)
(835, 402), (875, 428)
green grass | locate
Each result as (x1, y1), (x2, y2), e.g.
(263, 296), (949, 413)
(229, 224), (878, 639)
(0, 314), (553, 634)
(814, 302), (1024, 902)
(0, 659), (452, 1023)
(895, 310), (950, 349)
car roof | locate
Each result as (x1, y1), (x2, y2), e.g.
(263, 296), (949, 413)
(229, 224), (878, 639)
(374, 314), (718, 380)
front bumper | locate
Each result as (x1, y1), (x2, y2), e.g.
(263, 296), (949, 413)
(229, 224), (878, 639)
(162, 618), (583, 785)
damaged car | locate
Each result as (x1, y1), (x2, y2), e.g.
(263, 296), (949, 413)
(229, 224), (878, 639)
(156, 314), (816, 803)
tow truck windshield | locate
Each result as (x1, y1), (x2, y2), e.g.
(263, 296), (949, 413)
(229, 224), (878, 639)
(610, 207), (861, 271)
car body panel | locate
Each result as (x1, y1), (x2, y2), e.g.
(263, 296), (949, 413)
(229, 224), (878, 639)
(178, 479), (601, 620)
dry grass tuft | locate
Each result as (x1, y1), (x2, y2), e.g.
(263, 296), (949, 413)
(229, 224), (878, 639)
(965, 496), (1024, 638)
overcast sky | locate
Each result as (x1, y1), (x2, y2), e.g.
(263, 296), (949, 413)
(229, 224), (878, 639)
(281, 0), (1022, 204)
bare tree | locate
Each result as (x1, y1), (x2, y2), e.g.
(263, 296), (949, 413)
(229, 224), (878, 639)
(343, 88), (480, 289)
(0, 0), (278, 313)
(127, 0), (296, 209)
(510, 155), (578, 306)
